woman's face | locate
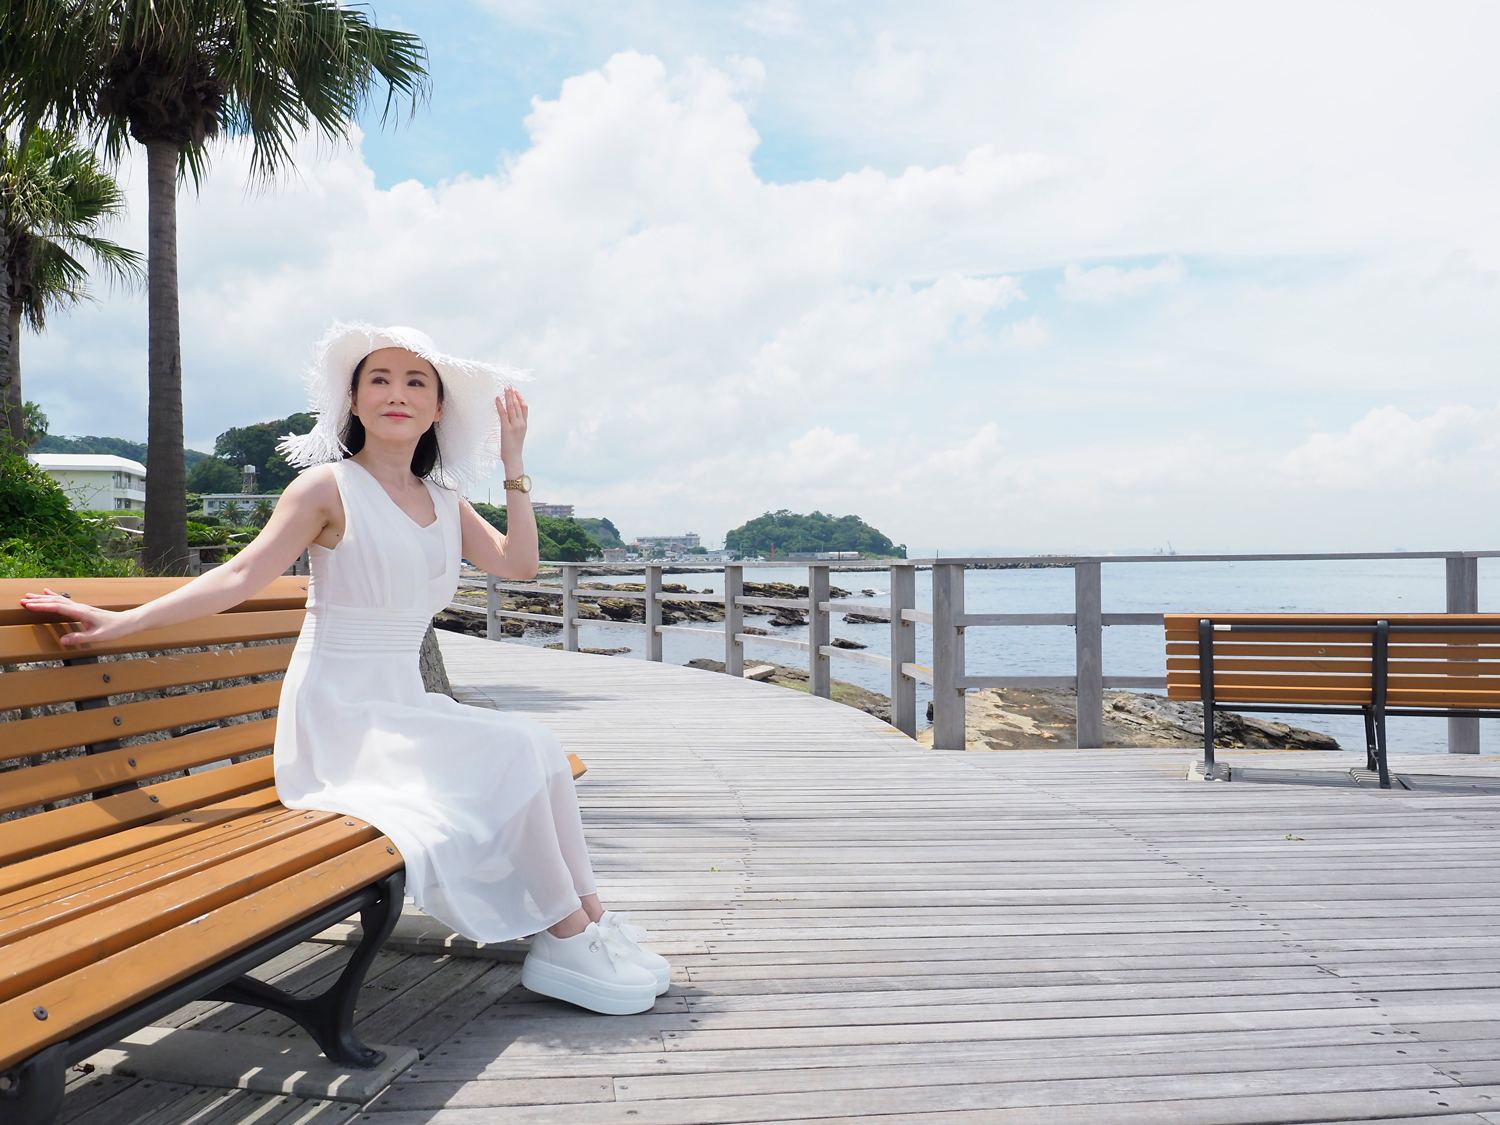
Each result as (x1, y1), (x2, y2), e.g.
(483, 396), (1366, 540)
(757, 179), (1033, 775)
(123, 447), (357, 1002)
(350, 347), (443, 445)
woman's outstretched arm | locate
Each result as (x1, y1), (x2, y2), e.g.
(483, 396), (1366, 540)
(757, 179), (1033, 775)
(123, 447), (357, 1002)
(19, 466), (343, 646)
(458, 388), (539, 580)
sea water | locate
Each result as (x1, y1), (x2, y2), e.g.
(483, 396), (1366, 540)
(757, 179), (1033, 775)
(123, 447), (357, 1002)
(504, 557), (1500, 754)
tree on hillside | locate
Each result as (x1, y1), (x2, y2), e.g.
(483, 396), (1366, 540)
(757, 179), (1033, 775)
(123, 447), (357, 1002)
(213, 411), (314, 491)
(185, 452), (239, 493)
(32, 431), (211, 466)
(575, 516), (624, 550)
(470, 502), (601, 563)
(25, 1), (428, 573)
(0, 127), (143, 449)
(723, 510), (905, 558)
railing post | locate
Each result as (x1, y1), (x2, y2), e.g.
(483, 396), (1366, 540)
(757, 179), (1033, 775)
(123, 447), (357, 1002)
(645, 564), (663, 662)
(808, 565), (831, 698)
(890, 563), (917, 737)
(931, 563), (966, 750)
(562, 564), (579, 653)
(1447, 554), (1480, 754)
(486, 574), (499, 640)
(724, 564), (744, 677)
(1075, 560), (1103, 749)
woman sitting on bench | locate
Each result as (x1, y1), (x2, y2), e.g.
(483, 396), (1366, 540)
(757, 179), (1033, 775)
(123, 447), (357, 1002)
(20, 323), (667, 1016)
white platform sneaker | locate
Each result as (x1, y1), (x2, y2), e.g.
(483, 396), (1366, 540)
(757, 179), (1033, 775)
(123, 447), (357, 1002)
(599, 910), (671, 995)
(522, 922), (659, 1015)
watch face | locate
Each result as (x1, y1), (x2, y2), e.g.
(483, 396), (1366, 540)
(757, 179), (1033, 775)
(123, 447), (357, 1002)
(520, 474), (532, 492)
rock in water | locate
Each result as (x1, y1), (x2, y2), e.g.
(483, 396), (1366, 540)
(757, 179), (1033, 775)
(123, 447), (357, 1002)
(419, 623), (454, 697)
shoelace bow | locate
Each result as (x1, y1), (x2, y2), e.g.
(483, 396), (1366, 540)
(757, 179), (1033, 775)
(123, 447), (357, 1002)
(600, 912), (648, 948)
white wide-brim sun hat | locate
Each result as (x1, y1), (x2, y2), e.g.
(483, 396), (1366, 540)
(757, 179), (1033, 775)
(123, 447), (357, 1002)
(278, 322), (529, 493)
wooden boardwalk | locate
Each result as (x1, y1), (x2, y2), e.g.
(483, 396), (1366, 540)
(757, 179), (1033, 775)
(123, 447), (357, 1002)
(58, 634), (1500, 1124)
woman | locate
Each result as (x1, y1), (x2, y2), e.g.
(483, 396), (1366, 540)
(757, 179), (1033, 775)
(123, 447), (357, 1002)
(20, 323), (667, 1016)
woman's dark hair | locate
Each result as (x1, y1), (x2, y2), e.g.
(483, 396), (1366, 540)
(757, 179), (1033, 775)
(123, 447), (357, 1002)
(340, 354), (445, 478)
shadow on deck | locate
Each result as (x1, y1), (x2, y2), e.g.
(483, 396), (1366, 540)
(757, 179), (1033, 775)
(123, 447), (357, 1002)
(60, 633), (1500, 1125)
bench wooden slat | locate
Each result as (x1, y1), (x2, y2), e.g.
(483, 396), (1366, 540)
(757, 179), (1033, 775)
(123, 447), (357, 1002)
(0, 810), (346, 942)
(0, 789), (283, 899)
(0, 717), (278, 816)
(0, 757), (276, 866)
(1164, 611), (1500, 628)
(0, 642), (295, 711)
(0, 817), (381, 1005)
(0, 837), (401, 1071)
(1, 680), (282, 761)
(0, 576), (309, 627)
(1166, 655), (1500, 676)
(0, 608), (306, 664)
(0, 807), (314, 915)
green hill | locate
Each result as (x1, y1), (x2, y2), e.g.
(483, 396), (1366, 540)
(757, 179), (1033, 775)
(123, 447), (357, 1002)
(723, 510), (904, 558)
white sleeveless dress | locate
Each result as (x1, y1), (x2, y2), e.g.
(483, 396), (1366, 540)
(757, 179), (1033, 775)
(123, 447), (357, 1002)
(273, 459), (597, 942)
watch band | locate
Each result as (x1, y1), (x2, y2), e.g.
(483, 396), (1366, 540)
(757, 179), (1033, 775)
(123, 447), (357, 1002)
(503, 474), (531, 493)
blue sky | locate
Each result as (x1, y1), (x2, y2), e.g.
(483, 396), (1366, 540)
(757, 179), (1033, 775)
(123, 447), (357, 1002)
(27, 1), (1500, 551)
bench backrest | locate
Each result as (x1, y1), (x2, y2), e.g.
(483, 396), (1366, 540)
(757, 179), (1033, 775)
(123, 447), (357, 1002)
(0, 577), (307, 872)
(1165, 613), (1500, 710)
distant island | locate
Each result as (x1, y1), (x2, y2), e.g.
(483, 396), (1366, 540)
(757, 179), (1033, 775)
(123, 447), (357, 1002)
(724, 510), (905, 559)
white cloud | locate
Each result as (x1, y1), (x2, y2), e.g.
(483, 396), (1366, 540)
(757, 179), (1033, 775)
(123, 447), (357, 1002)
(854, 32), (927, 107)
(1280, 405), (1500, 492)
(1058, 258), (1184, 303)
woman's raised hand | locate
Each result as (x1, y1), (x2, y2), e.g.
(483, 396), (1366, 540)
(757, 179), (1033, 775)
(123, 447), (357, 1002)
(18, 588), (132, 646)
(496, 387), (528, 468)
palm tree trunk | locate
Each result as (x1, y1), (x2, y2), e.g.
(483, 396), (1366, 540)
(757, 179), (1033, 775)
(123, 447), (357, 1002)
(142, 140), (187, 575)
(0, 282), (20, 451)
(0, 224), (11, 449)
(2, 298), (21, 447)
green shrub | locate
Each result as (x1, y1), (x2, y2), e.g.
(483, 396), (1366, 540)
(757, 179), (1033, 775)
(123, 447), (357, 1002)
(0, 454), (140, 577)
(186, 520), (230, 546)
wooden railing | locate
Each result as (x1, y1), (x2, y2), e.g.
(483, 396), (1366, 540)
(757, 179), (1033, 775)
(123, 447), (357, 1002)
(451, 551), (1499, 754)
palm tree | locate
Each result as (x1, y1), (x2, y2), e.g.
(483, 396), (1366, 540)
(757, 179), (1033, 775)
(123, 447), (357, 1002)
(0, 127), (144, 450)
(21, 1), (428, 573)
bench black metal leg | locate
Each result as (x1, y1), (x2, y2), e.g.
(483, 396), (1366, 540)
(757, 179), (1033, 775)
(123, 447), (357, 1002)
(1363, 708), (1378, 773)
(0, 1042), (66, 1125)
(1373, 621), (1391, 790)
(206, 870), (405, 1068)
(1198, 619), (1218, 775)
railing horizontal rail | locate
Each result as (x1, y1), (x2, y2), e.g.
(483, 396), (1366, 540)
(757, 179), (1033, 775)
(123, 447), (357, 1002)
(960, 613), (1075, 627)
(657, 624), (721, 638)
(574, 618), (648, 630)
(959, 675), (1078, 689)
(738, 633), (809, 653)
(902, 662), (934, 685)
(819, 646), (891, 670)
(653, 593), (725, 604)
(1103, 613), (1167, 626)
(497, 610), (566, 624)
(902, 609), (933, 625)
(736, 596), (810, 610)
(491, 581), (560, 595)
(822, 601), (891, 617)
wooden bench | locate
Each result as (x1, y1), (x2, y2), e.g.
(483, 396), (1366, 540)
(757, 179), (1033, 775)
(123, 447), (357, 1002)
(1166, 613), (1500, 788)
(0, 577), (406, 1125)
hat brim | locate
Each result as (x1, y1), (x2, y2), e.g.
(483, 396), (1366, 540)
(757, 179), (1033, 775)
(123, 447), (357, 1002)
(278, 322), (530, 493)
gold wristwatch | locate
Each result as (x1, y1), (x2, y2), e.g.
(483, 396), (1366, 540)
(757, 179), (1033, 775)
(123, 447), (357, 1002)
(503, 474), (532, 493)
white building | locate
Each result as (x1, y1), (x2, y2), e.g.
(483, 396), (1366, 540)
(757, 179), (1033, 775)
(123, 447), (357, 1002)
(201, 493), (280, 518)
(633, 533), (701, 557)
(533, 502), (574, 520)
(30, 454), (147, 512)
